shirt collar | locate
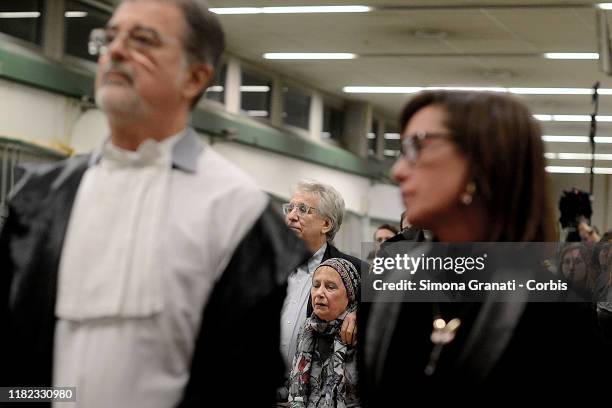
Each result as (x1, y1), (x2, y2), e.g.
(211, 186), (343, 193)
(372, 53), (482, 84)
(89, 127), (203, 173)
(307, 242), (328, 274)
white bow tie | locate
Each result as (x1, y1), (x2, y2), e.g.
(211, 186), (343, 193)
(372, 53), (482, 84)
(103, 139), (169, 168)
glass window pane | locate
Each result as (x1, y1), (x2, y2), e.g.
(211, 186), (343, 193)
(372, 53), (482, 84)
(283, 86), (310, 130)
(368, 118), (379, 157)
(241, 71), (271, 119)
(204, 63), (226, 104)
(384, 129), (400, 159)
(322, 104), (344, 140)
(0, 0), (44, 45)
(64, 0), (111, 62)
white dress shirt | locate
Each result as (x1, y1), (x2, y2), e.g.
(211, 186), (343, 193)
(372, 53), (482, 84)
(280, 242), (327, 372)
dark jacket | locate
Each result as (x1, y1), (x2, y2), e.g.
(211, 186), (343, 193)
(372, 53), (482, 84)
(0, 154), (310, 407)
(382, 226), (426, 244)
(322, 243), (367, 275)
(358, 242), (612, 405)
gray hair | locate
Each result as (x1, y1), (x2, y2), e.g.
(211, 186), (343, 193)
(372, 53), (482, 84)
(124, 0), (225, 107)
(295, 180), (345, 241)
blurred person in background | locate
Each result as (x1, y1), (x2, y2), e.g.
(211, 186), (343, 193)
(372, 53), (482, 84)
(578, 218), (601, 243)
(373, 224), (398, 251)
(367, 224), (398, 262)
(595, 232), (612, 342)
(559, 243), (597, 297)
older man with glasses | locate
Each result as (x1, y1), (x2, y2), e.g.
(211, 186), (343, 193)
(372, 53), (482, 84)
(277, 180), (366, 404)
(0, 1), (309, 406)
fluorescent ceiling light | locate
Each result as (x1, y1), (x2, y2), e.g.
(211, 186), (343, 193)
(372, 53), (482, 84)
(545, 153), (612, 160)
(509, 88), (594, 95)
(384, 133), (400, 139)
(344, 86), (612, 95)
(262, 6), (371, 13)
(207, 86), (224, 92)
(241, 85), (270, 92)
(264, 53), (356, 60)
(543, 52), (599, 59)
(545, 166), (612, 174)
(534, 114), (612, 122)
(536, 114), (592, 122)
(597, 3), (612, 10)
(211, 6), (371, 15)
(343, 86), (505, 94)
(344, 86), (423, 94)
(206, 85), (271, 92)
(209, 7), (261, 15)
(428, 86), (507, 92)
(533, 114), (553, 121)
(542, 135), (588, 143)
(545, 166), (588, 173)
(542, 135), (612, 143)
(0, 12), (41, 18)
(366, 133), (376, 139)
(65, 11), (88, 18)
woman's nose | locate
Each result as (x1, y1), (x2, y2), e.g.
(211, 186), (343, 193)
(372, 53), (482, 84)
(391, 157), (411, 183)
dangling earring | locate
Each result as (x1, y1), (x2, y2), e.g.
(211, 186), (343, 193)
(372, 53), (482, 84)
(460, 182), (476, 205)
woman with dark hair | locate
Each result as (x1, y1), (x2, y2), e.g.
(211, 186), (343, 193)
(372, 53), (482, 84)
(359, 91), (610, 404)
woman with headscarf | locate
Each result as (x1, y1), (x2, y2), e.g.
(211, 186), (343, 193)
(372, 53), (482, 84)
(288, 258), (360, 408)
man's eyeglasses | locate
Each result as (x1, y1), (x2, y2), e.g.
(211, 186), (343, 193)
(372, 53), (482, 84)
(282, 203), (317, 216)
(88, 26), (172, 56)
(400, 131), (453, 164)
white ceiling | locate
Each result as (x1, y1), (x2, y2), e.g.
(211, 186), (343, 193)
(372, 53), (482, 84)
(207, 0), (612, 169)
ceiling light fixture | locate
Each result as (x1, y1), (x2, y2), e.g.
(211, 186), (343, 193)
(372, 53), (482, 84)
(543, 52), (599, 59)
(0, 12), (41, 18)
(264, 53), (356, 59)
(210, 5), (372, 15)
(207, 85), (271, 92)
(534, 114), (612, 122)
(545, 166), (589, 174)
(65, 11), (88, 18)
(509, 88), (595, 95)
(545, 153), (612, 160)
(597, 3), (612, 10)
(343, 86), (612, 95)
(545, 166), (612, 174)
(542, 135), (612, 143)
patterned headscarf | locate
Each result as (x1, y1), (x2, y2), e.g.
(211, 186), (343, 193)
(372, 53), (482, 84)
(288, 258), (361, 408)
(315, 258), (360, 305)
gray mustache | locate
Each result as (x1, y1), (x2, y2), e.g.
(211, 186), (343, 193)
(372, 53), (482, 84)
(101, 62), (134, 84)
